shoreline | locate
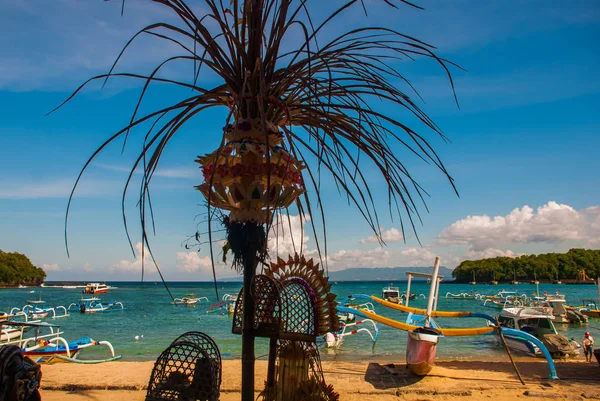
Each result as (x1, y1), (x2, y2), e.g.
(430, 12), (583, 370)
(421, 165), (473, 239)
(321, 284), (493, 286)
(39, 358), (599, 401)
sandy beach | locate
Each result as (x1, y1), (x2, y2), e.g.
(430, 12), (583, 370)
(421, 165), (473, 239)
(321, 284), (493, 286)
(39, 358), (599, 400)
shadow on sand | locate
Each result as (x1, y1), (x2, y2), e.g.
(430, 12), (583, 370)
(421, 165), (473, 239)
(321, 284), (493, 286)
(364, 362), (424, 389)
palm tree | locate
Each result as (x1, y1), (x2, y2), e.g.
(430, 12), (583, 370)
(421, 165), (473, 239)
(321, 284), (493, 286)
(59, 1), (458, 399)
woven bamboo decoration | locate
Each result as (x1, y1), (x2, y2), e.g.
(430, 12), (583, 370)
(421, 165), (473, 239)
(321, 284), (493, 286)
(264, 253), (340, 335)
(195, 119), (305, 224)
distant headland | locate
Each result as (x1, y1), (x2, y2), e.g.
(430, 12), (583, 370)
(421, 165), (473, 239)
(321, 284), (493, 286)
(452, 248), (599, 284)
(0, 249), (47, 287)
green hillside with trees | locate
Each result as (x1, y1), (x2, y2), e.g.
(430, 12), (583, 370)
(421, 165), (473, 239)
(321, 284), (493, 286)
(0, 250), (46, 286)
(452, 248), (600, 283)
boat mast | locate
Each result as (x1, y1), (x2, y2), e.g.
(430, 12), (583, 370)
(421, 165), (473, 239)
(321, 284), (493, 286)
(425, 257), (441, 327)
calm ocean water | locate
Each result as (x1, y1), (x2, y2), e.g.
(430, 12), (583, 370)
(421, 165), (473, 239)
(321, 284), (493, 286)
(1, 281), (598, 362)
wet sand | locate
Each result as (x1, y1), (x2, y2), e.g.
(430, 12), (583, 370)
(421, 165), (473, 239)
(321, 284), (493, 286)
(40, 358), (599, 400)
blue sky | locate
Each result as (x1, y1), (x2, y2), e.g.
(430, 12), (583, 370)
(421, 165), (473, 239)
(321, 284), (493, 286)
(0, 0), (599, 281)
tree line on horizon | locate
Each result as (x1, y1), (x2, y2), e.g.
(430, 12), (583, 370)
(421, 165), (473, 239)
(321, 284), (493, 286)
(452, 248), (600, 283)
(0, 249), (46, 286)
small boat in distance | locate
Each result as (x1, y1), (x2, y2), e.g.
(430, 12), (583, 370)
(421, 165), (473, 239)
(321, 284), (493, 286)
(490, 271), (498, 285)
(68, 297), (126, 313)
(469, 271), (476, 285)
(511, 270), (519, 285)
(83, 283), (109, 294)
(382, 285), (401, 304)
(172, 293), (208, 306)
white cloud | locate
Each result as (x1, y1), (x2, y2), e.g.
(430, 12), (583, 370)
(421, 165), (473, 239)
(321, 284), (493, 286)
(110, 242), (151, 272)
(400, 247), (437, 266)
(438, 201), (599, 251)
(267, 214), (311, 258)
(95, 164), (197, 179)
(463, 247), (523, 260)
(40, 263), (60, 272)
(327, 247), (390, 271)
(360, 228), (404, 244)
(0, 178), (119, 199)
(176, 252), (213, 273)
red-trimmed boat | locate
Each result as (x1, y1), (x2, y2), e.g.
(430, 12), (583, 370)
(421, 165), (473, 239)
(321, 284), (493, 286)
(83, 283), (109, 294)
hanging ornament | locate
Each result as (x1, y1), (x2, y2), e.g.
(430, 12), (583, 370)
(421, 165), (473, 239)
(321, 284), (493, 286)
(195, 118), (305, 224)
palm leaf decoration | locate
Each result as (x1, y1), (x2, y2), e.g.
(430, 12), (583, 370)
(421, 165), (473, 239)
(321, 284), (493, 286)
(58, 1), (458, 399)
(60, 0), (458, 263)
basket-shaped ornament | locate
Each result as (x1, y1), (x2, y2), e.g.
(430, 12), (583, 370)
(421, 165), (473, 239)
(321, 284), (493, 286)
(232, 274), (317, 342)
(195, 118), (305, 224)
(146, 332), (221, 401)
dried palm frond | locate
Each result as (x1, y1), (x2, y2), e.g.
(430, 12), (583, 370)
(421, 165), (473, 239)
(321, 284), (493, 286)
(59, 0), (459, 273)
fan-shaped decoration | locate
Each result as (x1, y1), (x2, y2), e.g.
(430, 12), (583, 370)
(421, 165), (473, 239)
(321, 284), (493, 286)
(231, 274), (317, 342)
(195, 118), (305, 224)
(265, 253), (340, 335)
(146, 332), (221, 401)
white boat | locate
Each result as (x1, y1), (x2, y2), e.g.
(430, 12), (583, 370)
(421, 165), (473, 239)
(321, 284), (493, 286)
(83, 283), (110, 294)
(68, 297), (126, 313)
(323, 319), (378, 348)
(497, 306), (579, 358)
(382, 285), (401, 304)
(0, 320), (121, 363)
(19, 298), (70, 319)
(172, 293), (208, 306)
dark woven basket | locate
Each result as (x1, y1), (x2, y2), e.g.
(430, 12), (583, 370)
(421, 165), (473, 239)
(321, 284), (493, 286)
(146, 332), (221, 401)
(232, 275), (317, 341)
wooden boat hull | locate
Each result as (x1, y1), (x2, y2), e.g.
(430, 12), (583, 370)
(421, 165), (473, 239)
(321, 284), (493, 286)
(406, 329), (439, 376)
(582, 310), (600, 318)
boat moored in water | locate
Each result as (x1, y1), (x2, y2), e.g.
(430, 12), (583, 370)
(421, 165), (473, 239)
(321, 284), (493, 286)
(172, 293), (208, 306)
(68, 297), (126, 313)
(496, 306), (579, 358)
(83, 283), (109, 294)
(382, 285), (401, 304)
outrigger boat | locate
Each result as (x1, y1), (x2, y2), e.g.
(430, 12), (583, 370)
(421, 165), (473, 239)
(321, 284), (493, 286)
(14, 298), (70, 320)
(445, 291), (480, 300)
(207, 294), (238, 314)
(68, 297), (126, 313)
(577, 280), (600, 318)
(323, 319), (378, 349)
(0, 320), (121, 364)
(172, 293), (208, 306)
(340, 256), (559, 379)
(0, 313), (39, 341)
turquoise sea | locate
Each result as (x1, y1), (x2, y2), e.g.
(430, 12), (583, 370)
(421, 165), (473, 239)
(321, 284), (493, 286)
(1, 281), (598, 362)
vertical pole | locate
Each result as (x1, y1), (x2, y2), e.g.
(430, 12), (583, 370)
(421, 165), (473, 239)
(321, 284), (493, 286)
(434, 278), (441, 311)
(425, 257), (440, 325)
(405, 274), (412, 307)
(597, 277), (599, 303)
(266, 338), (277, 387)
(239, 222), (261, 401)
(241, 257), (256, 401)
